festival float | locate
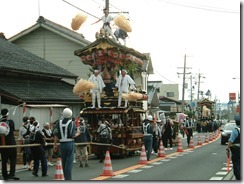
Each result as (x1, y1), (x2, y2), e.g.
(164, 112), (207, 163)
(73, 18), (151, 157)
(197, 98), (216, 121)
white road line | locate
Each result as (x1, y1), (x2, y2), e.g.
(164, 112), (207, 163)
(151, 162), (162, 165)
(141, 165), (153, 168)
(127, 169), (142, 173)
(160, 159), (171, 162)
(168, 156), (178, 159)
(222, 167), (232, 171)
(112, 174), (128, 178)
(216, 171), (228, 175)
(209, 177), (223, 180)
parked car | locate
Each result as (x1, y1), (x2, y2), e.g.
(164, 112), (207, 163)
(220, 123), (237, 145)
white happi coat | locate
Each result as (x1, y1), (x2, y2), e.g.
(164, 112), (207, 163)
(115, 74), (135, 93)
(88, 74), (105, 93)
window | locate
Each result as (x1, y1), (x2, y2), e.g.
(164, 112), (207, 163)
(166, 92), (174, 98)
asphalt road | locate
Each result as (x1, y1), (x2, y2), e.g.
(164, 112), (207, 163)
(1, 131), (234, 181)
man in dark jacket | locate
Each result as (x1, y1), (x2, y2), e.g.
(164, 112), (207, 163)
(74, 118), (91, 167)
(30, 121), (48, 177)
(162, 116), (174, 150)
(142, 115), (154, 161)
(0, 108), (19, 180)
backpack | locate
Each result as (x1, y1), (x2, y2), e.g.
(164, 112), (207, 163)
(143, 122), (150, 134)
(0, 121), (10, 136)
(27, 131), (36, 144)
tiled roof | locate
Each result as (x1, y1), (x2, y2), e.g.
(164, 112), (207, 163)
(0, 38), (78, 79)
(36, 16), (90, 45)
(0, 77), (81, 103)
(9, 16), (91, 46)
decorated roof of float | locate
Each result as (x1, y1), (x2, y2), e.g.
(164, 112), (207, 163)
(74, 37), (147, 67)
(197, 98), (215, 105)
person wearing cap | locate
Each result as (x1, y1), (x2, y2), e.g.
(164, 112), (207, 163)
(0, 108), (19, 180)
(74, 118), (91, 167)
(53, 108), (81, 180)
(185, 116), (194, 146)
(226, 115), (240, 180)
(18, 116), (34, 170)
(115, 69), (136, 107)
(29, 120), (48, 177)
(91, 8), (117, 41)
(141, 115), (154, 161)
(42, 122), (54, 166)
(152, 119), (162, 155)
(88, 69), (105, 108)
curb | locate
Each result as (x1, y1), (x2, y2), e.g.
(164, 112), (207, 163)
(223, 169), (235, 180)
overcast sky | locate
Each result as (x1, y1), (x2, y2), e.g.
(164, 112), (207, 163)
(0, 0), (241, 103)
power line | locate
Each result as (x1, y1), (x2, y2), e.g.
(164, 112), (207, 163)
(154, 70), (178, 84)
(158, 0), (239, 14)
(62, 0), (100, 19)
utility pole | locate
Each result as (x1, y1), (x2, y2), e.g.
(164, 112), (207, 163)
(197, 73), (205, 101)
(177, 54), (191, 113)
(105, 0), (109, 10)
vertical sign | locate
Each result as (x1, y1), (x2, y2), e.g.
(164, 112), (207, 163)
(229, 93), (236, 101)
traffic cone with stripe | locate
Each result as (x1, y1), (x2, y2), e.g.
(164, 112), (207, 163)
(100, 150), (114, 176)
(177, 137), (184, 152)
(209, 133), (213, 141)
(138, 145), (148, 164)
(54, 158), (64, 180)
(204, 134), (209, 143)
(212, 132), (216, 140)
(158, 140), (166, 157)
(197, 134), (202, 146)
(189, 136), (194, 148)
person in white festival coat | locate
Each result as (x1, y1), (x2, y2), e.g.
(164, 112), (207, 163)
(115, 69), (136, 107)
(88, 70), (105, 108)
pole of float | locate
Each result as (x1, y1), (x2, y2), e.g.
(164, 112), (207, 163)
(50, 107), (53, 130)
(23, 102), (26, 116)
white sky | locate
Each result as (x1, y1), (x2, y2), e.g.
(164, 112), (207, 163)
(0, 0), (241, 104)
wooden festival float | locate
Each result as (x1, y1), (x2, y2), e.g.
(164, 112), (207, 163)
(73, 35), (150, 157)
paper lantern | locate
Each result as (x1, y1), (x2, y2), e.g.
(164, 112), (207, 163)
(97, 50), (103, 57)
(119, 53), (125, 59)
(81, 55), (86, 62)
(126, 54), (132, 60)
(86, 55), (92, 61)
(113, 51), (118, 58)
(108, 50), (113, 57)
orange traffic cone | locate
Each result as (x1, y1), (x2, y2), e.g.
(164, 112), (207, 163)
(204, 134), (209, 143)
(138, 145), (148, 164)
(189, 136), (194, 148)
(209, 133), (213, 141)
(54, 158), (64, 180)
(212, 132), (216, 140)
(197, 135), (202, 146)
(158, 141), (166, 157)
(177, 137), (184, 152)
(100, 150), (114, 176)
